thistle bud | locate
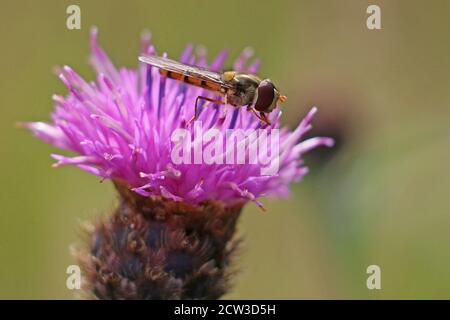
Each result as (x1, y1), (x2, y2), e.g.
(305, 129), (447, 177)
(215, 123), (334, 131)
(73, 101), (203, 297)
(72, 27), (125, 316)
(76, 181), (242, 299)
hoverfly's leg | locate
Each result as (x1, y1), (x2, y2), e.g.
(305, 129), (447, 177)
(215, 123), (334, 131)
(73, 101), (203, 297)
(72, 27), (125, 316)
(188, 96), (225, 125)
(248, 107), (271, 126)
(259, 112), (271, 126)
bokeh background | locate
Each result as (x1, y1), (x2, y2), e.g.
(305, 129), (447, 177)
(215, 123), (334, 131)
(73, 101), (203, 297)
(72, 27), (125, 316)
(1, 0), (449, 299)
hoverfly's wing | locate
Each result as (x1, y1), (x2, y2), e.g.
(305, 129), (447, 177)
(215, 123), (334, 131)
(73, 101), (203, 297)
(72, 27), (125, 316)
(139, 55), (233, 90)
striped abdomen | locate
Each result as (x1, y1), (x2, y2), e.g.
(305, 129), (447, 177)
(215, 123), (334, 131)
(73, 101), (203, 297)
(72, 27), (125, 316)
(159, 69), (223, 93)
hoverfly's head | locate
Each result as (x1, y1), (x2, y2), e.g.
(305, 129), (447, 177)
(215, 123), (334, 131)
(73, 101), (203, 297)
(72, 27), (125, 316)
(254, 79), (287, 113)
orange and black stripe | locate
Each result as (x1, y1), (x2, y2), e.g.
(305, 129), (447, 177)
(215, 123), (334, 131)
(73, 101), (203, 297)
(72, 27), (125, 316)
(159, 69), (223, 92)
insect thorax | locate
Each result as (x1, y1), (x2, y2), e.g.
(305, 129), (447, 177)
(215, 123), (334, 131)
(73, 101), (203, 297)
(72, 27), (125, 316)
(226, 74), (260, 107)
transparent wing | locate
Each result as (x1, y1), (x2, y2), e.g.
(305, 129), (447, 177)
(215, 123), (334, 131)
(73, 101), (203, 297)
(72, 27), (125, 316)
(139, 55), (232, 88)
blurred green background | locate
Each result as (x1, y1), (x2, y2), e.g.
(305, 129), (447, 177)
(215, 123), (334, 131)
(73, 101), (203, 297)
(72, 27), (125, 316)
(1, 0), (450, 299)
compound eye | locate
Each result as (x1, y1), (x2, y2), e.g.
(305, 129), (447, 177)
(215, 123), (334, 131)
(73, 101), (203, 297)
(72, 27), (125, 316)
(254, 80), (275, 112)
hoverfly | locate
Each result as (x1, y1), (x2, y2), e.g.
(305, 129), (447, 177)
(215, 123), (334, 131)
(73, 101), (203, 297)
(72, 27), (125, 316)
(139, 55), (287, 125)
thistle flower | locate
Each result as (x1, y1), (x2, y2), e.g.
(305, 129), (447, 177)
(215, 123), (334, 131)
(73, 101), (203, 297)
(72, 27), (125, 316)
(25, 28), (333, 299)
